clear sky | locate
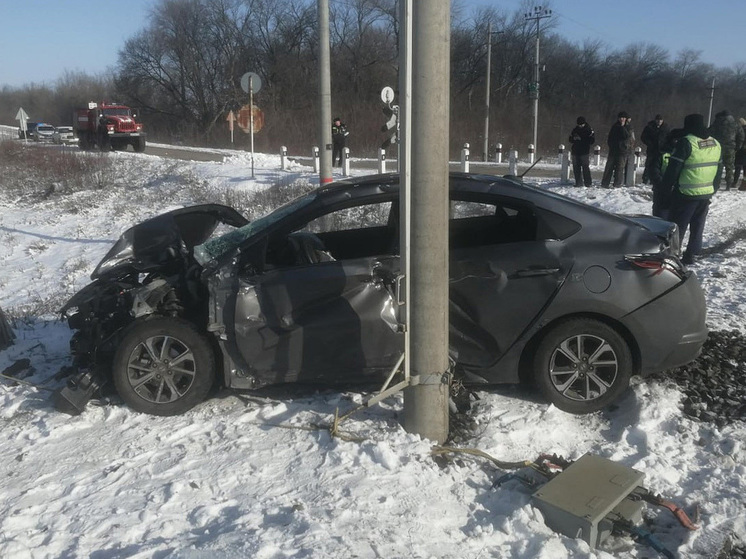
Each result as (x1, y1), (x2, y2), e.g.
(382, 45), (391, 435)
(468, 0), (745, 70)
(1, 0), (744, 89)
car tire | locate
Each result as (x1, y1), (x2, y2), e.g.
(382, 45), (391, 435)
(134, 138), (146, 153)
(112, 317), (216, 416)
(532, 318), (632, 414)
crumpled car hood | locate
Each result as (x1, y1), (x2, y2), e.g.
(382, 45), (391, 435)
(91, 204), (248, 280)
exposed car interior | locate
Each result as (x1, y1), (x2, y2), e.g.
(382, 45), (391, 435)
(262, 194), (552, 270)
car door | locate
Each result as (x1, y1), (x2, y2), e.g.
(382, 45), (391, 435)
(232, 200), (403, 385)
(448, 197), (573, 371)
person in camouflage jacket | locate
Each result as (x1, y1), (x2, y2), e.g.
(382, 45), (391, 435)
(708, 110), (745, 190)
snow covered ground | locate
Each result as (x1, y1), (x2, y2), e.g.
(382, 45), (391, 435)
(1, 140), (746, 558)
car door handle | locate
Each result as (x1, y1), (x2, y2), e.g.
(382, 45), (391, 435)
(515, 267), (560, 277)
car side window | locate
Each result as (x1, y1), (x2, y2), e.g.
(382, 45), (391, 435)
(303, 201), (392, 234)
(264, 201), (396, 268)
(450, 199), (537, 248)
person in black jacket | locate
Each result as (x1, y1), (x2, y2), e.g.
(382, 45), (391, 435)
(331, 117), (349, 167)
(601, 111), (631, 187)
(568, 116), (595, 186)
(648, 128), (686, 218)
(641, 114), (669, 184)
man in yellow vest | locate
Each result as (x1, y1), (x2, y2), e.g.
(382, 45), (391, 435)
(658, 113), (722, 265)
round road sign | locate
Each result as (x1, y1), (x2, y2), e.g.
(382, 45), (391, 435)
(380, 86), (395, 104)
(241, 72), (262, 94)
(237, 105), (264, 133)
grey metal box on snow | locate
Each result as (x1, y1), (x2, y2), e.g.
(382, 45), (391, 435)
(531, 454), (645, 548)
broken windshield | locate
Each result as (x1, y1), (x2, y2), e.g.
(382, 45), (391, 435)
(193, 192), (319, 265)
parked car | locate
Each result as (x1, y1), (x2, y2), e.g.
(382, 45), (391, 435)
(52, 125), (76, 145)
(33, 123), (56, 142)
(58, 173), (707, 416)
(18, 122), (38, 139)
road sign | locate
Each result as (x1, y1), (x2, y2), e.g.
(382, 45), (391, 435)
(380, 86), (395, 105)
(381, 104), (399, 148)
(15, 107), (29, 130)
(240, 72), (262, 94)
(237, 105), (264, 133)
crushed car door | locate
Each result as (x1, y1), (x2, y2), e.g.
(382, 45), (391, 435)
(233, 255), (403, 385)
(448, 200), (572, 371)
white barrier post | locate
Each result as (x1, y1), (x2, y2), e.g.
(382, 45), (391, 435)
(509, 149), (518, 175)
(528, 143), (535, 164)
(313, 146), (320, 173)
(559, 144), (571, 184)
(495, 142), (502, 163)
(342, 147), (350, 176)
(461, 143), (470, 172)
(280, 146), (288, 170)
(378, 148), (386, 174)
(594, 145), (601, 167)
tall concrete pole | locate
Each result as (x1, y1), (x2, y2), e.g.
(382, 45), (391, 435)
(532, 19), (539, 154)
(525, 6), (551, 158)
(483, 22), (492, 163)
(707, 78), (716, 126)
(317, 0), (333, 184)
(403, 0), (450, 444)
(399, 0), (412, 381)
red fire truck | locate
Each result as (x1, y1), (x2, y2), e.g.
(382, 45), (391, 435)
(74, 102), (146, 152)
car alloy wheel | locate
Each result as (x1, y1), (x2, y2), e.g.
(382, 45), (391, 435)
(548, 333), (618, 401)
(113, 317), (215, 415)
(533, 318), (632, 414)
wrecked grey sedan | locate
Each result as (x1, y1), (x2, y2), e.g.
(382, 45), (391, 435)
(58, 173), (707, 416)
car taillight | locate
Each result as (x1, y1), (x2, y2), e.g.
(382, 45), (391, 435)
(625, 253), (686, 279)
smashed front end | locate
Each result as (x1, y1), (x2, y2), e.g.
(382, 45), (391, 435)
(55, 204), (248, 414)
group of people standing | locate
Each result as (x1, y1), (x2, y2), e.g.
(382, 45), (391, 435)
(569, 109), (746, 265)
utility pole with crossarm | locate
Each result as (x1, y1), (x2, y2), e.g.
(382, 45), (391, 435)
(525, 6), (552, 158)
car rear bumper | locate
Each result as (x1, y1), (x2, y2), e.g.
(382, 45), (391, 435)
(621, 271), (708, 376)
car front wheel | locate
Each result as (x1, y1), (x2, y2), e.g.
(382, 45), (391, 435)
(533, 318), (632, 414)
(112, 317), (216, 416)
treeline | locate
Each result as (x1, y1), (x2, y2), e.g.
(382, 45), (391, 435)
(2, 0), (745, 158)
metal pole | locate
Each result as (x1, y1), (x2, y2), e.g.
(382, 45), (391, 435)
(317, 0), (333, 184)
(483, 22), (492, 162)
(250, 77), (255, 179)
(532, 20), (539, 155)
(525, 7), (551, 160)
(404, 0), (450, 444)
(399, 0), (412, 381)
(707, 78), (716, 126)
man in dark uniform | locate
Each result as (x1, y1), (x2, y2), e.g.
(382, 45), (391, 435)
(708, 110), (745, 190)
(331, 117), (349, 167)
(601, 111), (631, 187)
(641, 114), (669, 184)
(568, 116), (595, 187)
(658, 114), (722, 265)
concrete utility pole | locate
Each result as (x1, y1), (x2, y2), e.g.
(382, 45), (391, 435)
(483, 24), (504, 162)
(707, 78), (716, 126)
(403, 0), (450, 444)
(317, 0), (333, 184)
(399, 0), (412, 383)
(525, 6), (552, 158)
(483, 22), (492, 163)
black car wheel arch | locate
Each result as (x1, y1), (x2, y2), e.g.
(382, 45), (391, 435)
(112, 317), (216, 415)
(532, 318), (633, 414)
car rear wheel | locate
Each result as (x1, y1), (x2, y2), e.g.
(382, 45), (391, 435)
(533, 318), (632, 414)
(112, 317), (215, 416)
